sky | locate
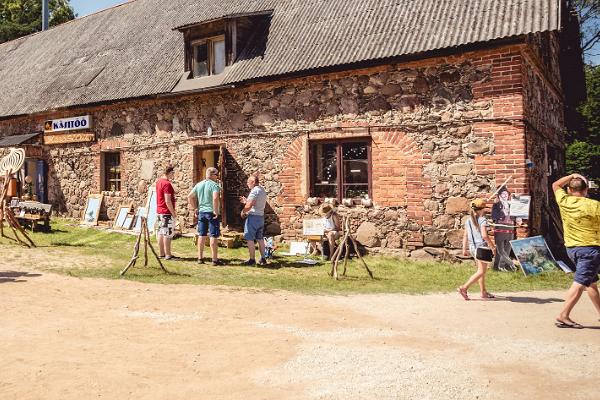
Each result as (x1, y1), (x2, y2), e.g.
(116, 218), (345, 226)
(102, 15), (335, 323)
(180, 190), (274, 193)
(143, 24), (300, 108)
(71, 0), (128, 17)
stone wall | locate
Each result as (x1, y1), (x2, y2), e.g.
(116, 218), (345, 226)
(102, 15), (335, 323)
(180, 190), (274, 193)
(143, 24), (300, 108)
(522, 34), (566, 237)
(0, 43), (568, 252)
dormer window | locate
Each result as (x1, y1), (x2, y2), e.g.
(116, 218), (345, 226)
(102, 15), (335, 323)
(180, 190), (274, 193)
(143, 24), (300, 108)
(192, 35), (226, 78)
(173, 11), (272, 90)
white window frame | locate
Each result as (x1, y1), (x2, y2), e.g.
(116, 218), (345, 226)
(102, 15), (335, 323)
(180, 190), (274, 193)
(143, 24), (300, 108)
(191, 35), (226, 78)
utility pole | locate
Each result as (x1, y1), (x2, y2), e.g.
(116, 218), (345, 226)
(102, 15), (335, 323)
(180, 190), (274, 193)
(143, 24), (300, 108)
(42, 0), (49, 31)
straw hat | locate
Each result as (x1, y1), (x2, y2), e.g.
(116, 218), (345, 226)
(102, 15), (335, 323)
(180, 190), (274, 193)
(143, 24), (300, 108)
(470, 198), (487, 210)
(319, 203), (333, 215)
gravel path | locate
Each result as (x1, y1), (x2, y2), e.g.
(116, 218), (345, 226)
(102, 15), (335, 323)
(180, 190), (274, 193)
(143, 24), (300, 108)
(1, 251), (598, 400)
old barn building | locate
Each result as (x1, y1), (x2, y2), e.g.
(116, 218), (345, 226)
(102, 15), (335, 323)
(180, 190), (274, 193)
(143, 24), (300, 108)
(0, 0), (585, 252)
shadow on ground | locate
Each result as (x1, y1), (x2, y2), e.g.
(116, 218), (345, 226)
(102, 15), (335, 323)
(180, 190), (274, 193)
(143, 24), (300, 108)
(0, 270), (42, 283)
(471, 296), (564, 304)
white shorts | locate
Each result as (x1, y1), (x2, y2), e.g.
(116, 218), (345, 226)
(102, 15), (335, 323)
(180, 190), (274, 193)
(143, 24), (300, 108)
(156, 214), (175, 239)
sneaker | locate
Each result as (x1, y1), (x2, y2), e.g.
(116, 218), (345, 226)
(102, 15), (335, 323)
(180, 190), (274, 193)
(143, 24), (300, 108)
(164, 255), (179, 260)
(242, 259), (256, 266)
(258, 258), (267, 266)
(197, 258), (205, 264)
(212, 259), (224, 266)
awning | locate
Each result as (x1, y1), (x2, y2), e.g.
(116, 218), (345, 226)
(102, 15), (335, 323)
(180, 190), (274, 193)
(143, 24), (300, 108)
(0, 132), (42, 147)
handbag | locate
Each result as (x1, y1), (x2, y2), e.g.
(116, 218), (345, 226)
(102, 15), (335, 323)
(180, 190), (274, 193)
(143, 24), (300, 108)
(468, 220), (494, 262)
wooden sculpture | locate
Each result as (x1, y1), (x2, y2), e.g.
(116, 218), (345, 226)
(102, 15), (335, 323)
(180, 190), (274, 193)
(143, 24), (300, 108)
(0, 148), (35, 247)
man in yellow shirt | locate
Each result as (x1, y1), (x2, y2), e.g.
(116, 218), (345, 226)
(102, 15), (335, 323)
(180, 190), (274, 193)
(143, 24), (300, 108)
(553, 174), (600, 329)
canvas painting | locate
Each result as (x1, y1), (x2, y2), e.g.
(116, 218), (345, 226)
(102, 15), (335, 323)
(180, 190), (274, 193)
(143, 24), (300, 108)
(303, 218), (325, 236)
(510, 236), (559, 276)
(144, 187), (158, 232)
(82, 194), (103, 226)
(122, 214), (134, 230)
(509, 194), (531, 219)
(114, 206), (131, 229)
(133, 207), (147, 232)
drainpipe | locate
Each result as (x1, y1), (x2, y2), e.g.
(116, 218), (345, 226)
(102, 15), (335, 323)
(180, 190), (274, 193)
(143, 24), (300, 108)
(42, 0), (49, 31)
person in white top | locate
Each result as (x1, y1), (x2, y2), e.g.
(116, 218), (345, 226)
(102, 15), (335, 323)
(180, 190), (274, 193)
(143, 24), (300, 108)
(320, 203), (341, 259)
(457, 198), (496, 301)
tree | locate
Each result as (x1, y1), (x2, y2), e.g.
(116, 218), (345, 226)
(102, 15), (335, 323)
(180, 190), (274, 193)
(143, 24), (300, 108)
(578, 65), (600, 144)
(572, 0), (600, 60)
(566, 140), (600, 178)
(0, 0), (75, 44)
(567, 65), (600, 180)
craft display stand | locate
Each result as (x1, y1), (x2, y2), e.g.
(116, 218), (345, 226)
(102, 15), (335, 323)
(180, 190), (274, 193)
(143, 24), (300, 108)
(329, 216), (373, 280)
(120, 216), (170, 276)
(0, 149), (36, 248)
(12, 201), (52, 232)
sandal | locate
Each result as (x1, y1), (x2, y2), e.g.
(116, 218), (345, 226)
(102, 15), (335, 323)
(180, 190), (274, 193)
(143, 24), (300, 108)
(481, 292), (496, 299)
(555, 319), (584, 329)
(457, 287), (470, 301)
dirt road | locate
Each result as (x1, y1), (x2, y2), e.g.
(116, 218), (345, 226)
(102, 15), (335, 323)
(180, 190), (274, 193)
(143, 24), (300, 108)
(1, 261), (598, 399)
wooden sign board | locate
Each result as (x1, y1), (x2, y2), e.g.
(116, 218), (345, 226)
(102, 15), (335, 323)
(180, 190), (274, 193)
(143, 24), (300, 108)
(302, 218), (325, 236)
(44, 133), (95, 145)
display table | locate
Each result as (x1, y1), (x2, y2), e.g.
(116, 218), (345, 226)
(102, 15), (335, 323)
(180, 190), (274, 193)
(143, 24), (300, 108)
(11, 201), (52, 232)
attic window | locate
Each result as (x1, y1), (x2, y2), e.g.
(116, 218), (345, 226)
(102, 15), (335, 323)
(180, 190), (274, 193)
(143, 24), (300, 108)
(192, 35), (226, 78)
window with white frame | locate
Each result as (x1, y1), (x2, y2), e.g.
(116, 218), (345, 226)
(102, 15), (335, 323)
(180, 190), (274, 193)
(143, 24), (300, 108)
(192, 35), (226, 78)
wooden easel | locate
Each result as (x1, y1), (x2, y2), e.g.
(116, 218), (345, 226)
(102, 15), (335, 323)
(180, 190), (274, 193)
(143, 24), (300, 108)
(0, 149), (35, 248)
(329, 216), (373, 280)
(120, 217), (169, 276)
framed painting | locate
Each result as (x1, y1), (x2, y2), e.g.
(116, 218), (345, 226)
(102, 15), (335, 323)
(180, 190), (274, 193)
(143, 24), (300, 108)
(510, 236), (559, 276)
(144, 186), (158, 232)
(122, 213), (135, 230)
(113, 204), (133, 229)
(133, 207), (147, 232)
(82, 194), (104, 226)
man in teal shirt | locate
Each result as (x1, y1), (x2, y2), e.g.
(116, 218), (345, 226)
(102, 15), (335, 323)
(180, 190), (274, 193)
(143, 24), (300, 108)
(187, 167), (222, 265)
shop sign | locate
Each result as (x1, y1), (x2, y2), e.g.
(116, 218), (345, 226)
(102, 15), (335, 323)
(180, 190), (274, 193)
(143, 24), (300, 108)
(44, 115), (91, 133)
(44, 133), (96, 145)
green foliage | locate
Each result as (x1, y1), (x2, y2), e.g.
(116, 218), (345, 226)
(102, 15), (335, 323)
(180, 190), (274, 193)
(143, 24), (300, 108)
(578, 65), (600, 144)
(566, 140), (600, 179)
(569, 65), (600, 180)
(0, 0), (75, 44)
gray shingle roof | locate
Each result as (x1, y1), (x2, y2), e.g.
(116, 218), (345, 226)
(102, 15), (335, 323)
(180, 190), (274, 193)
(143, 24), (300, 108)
(0, 0), (561, 119)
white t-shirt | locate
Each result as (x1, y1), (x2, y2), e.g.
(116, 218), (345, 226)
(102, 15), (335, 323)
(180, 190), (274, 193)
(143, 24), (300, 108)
(465, 216), (487, 250)
(248, 185), (267, 216)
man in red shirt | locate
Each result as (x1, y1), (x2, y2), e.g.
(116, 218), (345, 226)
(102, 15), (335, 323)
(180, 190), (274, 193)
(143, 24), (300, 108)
(155, 166), (177, 260)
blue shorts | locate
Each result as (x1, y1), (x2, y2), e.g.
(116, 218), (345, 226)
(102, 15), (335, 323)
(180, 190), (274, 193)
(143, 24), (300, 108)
(567, 246), (600, 287)
(197, 212), (220, 238)
(244, 215), (264, 241)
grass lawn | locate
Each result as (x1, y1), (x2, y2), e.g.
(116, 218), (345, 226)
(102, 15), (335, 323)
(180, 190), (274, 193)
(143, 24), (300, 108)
(0, 219), (573, 295)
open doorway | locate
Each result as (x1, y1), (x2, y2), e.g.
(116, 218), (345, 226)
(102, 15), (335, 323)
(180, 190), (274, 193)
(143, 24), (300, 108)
(193, 145), (231, 227)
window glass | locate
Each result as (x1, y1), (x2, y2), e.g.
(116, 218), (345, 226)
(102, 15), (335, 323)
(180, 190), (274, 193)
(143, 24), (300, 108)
(104, 152), (121, 192)
(342, 143), (369, 198)
(311, 143), (337, 198)
(310, 141), (370, 200)
(213, 38), (226, 75)
(193, 42), (208, 77)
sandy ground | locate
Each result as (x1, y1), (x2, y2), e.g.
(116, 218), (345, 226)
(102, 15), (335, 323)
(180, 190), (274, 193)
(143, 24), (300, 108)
(1, 248), (599, 400)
